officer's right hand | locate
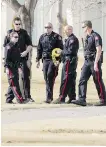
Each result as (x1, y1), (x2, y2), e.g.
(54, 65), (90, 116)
(6, 68), (9, 74)
(36, 61), (40, 68)
(56, 50), (62, 55)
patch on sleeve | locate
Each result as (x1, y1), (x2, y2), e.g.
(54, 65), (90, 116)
(58, 36), (62, 40)
(54, 34), (57, 37)
(70, 39), (74, 44)
(95, 36), (99, 40)
(7, 33), (10, 38)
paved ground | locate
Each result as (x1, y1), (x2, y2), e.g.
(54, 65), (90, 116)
(2, 106), (106, 125)
(2, 106), (106, 146)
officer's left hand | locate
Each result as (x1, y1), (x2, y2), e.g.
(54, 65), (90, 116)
(56, 50), (62, 55)
(6, 68), (9, 75)
(54, 61), (60, 67)
(94, 62), (99, 72)
(18, 68), (23, 75)
(21, 51), (28, 57)
(36, 61), (40, 68)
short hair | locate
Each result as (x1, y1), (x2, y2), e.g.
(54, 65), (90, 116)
(13, 17), (21, 23)
(64, 25), (73, 32)
(82, 20), (92, 28)
(45, 22), (53, 28)
(10, 32), (18, 38)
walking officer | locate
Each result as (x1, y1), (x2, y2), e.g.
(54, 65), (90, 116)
(53, 25), (79, 104)
(36, 22), (63, 103)
(4, 32), (29, 104)
(3, 17), (34, 102)
(72, 20), (106, 106)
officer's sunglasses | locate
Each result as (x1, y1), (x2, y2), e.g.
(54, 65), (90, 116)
(45, 26), (52, 29)
(82, 25), (87, 28)
(13, 36), (19, 39)
(15, 23), (21, 26)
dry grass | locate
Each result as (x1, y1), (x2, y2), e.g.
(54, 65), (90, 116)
(1, 54), (106, 145)
(1, 54), (106, 105)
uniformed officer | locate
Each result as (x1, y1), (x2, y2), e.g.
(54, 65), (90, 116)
(4, 32), (29, 104)
(72, 20), (106, 106)
(36, 22), (63, 103)
(3, 17), (34, 102)
(53, 25), (79, 104)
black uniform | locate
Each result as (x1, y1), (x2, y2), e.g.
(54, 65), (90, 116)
(4, 42), (24, 103)
(54, 33), (79, 103)
(4, 29), (32, 99)
(78, 30), (106, 105)
(36, 31), (63, 101)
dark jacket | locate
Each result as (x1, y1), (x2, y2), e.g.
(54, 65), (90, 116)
(4, 42), (21, 68)
(84, 30), (102, 56)
(62, 33), (79, 57)
(3, 29), (32, 60)
(36, 31), (63, 61)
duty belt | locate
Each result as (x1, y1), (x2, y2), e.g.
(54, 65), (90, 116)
(42, 53), (52, 60)
(85, 54), (95, 60)
(6, 61), (20, 68)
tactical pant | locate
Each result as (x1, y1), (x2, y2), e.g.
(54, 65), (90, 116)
(20, 59), (31, 99)
(79, 59), (106, 103)
(59, 57), (77, 102)
(6, 67), (24, 103)
(43, 59), (58, 100)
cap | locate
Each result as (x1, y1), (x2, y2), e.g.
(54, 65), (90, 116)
(82, 20), (92, 28)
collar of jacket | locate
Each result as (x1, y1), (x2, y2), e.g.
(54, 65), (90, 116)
(69, 33), (74, 38)
(45, 31), (54, 36)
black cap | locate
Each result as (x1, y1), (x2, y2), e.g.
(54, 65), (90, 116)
(82, 20), (92, 28)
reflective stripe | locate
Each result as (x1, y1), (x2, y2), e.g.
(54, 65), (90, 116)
(60, 61), (70, 99)
(8, 69), (23, 102)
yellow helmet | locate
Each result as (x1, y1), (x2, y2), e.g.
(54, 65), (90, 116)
(52, 48), (62, 66)
(52, 48), (61, 57)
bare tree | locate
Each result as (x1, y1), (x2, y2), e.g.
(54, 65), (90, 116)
(2, 0), (39, 37)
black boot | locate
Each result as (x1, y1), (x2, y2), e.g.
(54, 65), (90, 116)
(22, 98), (30, 104)
(6, 101), (15, 104)
(94, 101), (106, 106)
(66, 98), (76, 104)
(71, 99), (86, 106)
(44, 99), (53, 104)
(53, 98), (65, 104)
(29, 98), (35, 102)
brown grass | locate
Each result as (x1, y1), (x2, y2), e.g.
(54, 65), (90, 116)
(1, 54), (106, 105)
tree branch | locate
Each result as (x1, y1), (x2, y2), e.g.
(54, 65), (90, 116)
(2, 0), (21, 12)
(24, 0), (39, 11)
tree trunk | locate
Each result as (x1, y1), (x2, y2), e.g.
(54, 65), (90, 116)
(18, 5), (32, 36)
(57, 0), (63, 35)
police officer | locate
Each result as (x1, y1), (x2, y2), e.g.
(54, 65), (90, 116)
(72, 20), (106, 106)
(36, 22), (63, 103)
(3, 17), (34, 102)
(53, 25), (79, 104)
(4, 32), (29, 104)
